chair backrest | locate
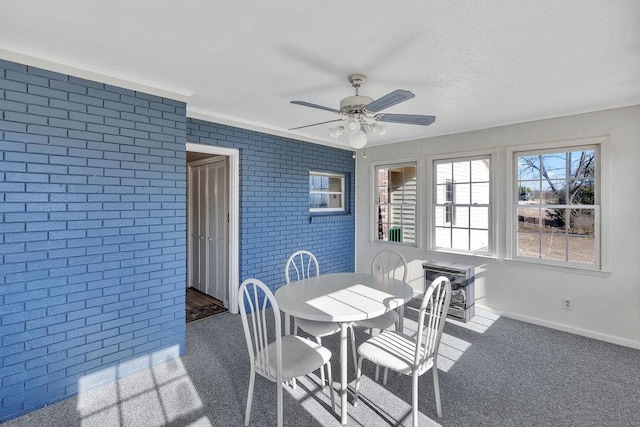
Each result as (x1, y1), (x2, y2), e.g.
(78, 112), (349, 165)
(285, 250), (319, 284)
(238, 278), (283, 383)
(414, 276), (452, 369)
(370, 249), (407, 282)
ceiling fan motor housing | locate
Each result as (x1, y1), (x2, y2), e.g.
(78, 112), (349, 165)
(340, 95), (374, 114)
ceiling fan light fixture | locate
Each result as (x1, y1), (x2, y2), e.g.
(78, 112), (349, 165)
(369, 122), (387, 137)
(329, 125), (345, 139)
(348, 128), (367, 149)
(346, 117), (360, 132)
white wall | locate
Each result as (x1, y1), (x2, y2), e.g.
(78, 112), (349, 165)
(355, 105), (640, 349)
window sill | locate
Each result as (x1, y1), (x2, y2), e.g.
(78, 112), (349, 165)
(309, 214), (353, 224)
(375, 241), (417, 248)
(427, 248), (499, 261)
(421, 251), (610, 276)
(503, 258), (611, 277)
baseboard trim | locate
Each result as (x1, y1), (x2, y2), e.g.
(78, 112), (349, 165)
(478, 304), (640, 350)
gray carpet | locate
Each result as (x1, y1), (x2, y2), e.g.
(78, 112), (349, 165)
(5, 303), (640, 426)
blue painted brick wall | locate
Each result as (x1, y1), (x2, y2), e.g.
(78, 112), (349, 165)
(187, 119), (355, 292)
(0, 59), (187, 422)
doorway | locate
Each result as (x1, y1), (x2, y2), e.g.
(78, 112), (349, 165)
(188, 154), (228, 304)
(186, 143), (240, 315)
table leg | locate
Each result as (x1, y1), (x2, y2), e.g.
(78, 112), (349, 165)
(340, 322), (348, 425)
(284, 313), (291, 335)
(398, 305), (405, 334)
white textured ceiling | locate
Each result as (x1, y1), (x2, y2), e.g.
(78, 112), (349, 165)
(1, 0), (639, 148)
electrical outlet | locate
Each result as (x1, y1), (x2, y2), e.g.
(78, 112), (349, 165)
(562, 298), (573, 310)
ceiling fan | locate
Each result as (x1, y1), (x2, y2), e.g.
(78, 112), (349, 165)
(290, 74), (435, 148)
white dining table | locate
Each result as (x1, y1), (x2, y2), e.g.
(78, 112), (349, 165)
(274, 272), (414, 425)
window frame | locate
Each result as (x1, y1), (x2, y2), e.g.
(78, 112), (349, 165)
(506, 137), (605, 271)
(429, 153), (493, 256)
(372, 161), (419, 247)
(309, 171), (346, 214)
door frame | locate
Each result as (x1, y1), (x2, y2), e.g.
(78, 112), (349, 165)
(186, 142), (240, 314)
(187, 156), (227, 300)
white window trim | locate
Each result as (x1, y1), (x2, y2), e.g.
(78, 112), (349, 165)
(427, 150), (496, 256)
(309, 171), (346, 213)
(370, 159), (420, 247)
(505, 136), (608, 272)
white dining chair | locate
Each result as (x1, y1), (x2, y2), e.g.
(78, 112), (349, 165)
(285, 250), (346, 386)
(350, 249), (407, 378)
(239, 278), (335, 427)
(353, 275), (452, 427)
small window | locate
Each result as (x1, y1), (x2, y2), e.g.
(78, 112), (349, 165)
(374, 163), (417, 245)
(433, 156), (491, 254)
(309, 171), (345, 213)
(513, 146), (599, 268)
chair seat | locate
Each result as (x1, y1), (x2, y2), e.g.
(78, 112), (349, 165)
(261, 335), (332, 381)
(355, 310), (399, 330)
(296, 318), (341, 338)
(357, 331), (433, 376)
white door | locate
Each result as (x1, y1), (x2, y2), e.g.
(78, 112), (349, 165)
(206, 160), (228, 303)
(189, 164), (205, 293)
(188, 157), (229, 305)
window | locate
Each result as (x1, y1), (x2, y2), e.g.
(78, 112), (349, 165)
(309, 171), (345, 213)
(514, 146), (599, 267)
(433, 156), (491, 253)
(374, 163), (417, 245)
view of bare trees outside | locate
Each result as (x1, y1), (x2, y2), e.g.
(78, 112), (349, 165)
(516, 147), (597, 265)
(375, 164), (416, 244)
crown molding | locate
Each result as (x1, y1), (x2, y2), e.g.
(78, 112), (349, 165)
(0, 42), (351, 151)
(0, 42), (193, 103)
(186, 107), (349, 150)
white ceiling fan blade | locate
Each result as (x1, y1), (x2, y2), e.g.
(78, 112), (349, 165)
(290, 100), (340, 114)
(378, 113), (436, 126)
(289, 118), (343, 130)
(365, 89), (415, 112)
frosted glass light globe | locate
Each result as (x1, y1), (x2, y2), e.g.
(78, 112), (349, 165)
(329, 126), (344, 139)
(370, 123), (386, 136)
(346, 118), (360, 131)
(348, 129), (367, 149)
